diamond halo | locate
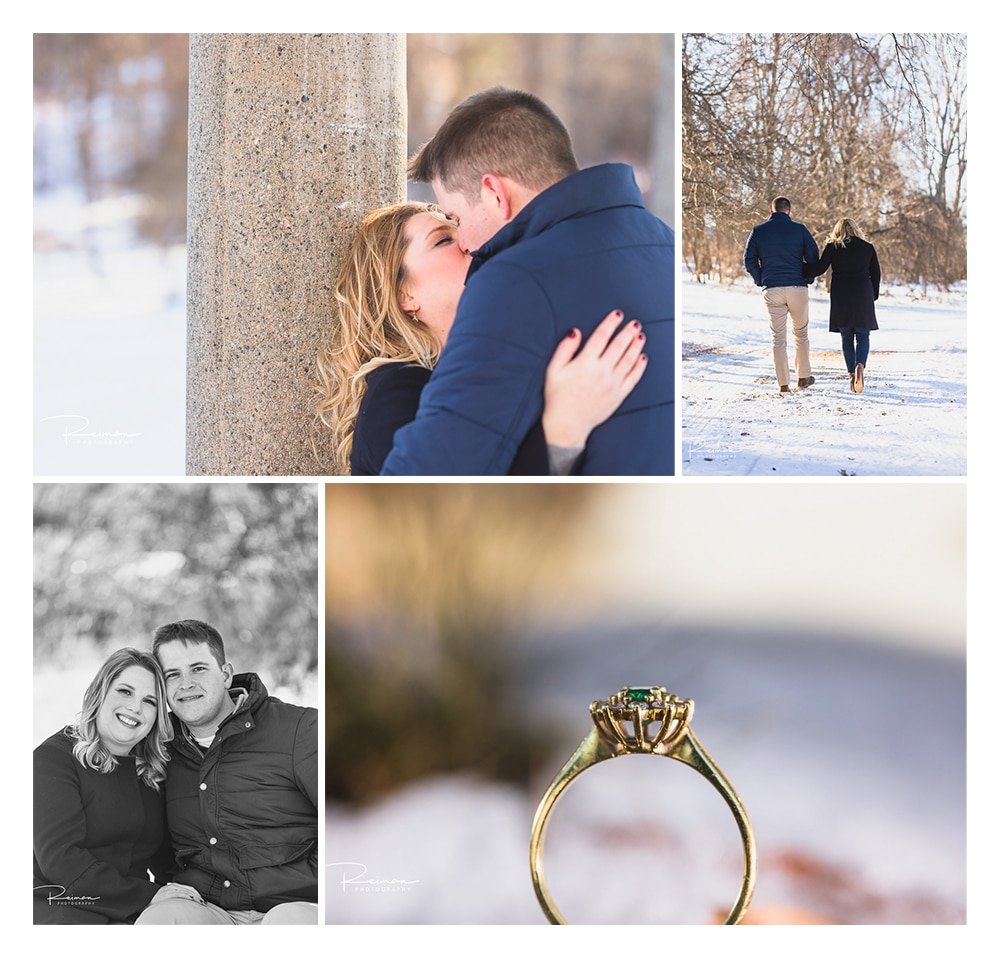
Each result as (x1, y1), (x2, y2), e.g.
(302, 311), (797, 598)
(589, 685), (694, 752)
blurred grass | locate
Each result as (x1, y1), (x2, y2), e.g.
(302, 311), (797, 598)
(325, 485), (599, 804)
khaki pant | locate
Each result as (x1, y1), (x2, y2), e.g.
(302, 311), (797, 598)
(135, 898), (317, 925)
(763, 286), (812, 386)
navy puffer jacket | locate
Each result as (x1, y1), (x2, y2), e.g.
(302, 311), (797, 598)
(743, 211), (819, 288)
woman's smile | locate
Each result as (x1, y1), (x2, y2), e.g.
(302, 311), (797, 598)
(96, 664), (159, 755)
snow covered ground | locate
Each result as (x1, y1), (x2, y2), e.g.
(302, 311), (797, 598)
(33, 186), (186, 476)
(681, 275), (967, 476)
(326, 625), (965, 924)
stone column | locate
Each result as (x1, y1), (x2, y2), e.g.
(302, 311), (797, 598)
(186, 34), (406, 475)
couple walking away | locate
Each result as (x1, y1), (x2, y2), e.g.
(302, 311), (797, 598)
(315, 86), (675, 476)
(33, 620), (317, 925)
(744, 196), (881, 394)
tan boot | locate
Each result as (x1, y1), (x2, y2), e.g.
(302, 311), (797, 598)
(854, 363), (865, 393)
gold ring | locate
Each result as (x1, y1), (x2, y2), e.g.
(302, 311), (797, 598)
(529, 685), (757, 924)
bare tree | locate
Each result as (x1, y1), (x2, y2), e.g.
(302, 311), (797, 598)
(683, 32), (967, 288)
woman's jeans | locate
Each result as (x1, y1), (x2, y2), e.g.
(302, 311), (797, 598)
(841, 328), (871, 373)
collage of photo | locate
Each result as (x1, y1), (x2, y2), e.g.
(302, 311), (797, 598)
(32, 32), (967, 934)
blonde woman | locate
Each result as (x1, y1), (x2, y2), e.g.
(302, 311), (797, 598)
(33, 648), (197, 923)
(316, 202), (648, 475)
(807, 217), (881, 393)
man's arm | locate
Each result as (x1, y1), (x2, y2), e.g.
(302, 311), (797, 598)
(743, 229), (762, 286)
(381, 263), (556, 475)
(802, 227), (820, 264)
(293, 708), (318, 810)
(804, 243), (832, 281)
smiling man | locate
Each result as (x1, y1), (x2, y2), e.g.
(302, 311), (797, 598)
(135, 620), (317, 925)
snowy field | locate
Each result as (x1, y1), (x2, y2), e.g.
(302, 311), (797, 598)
(326, 624), (965, 924)
(681, 275), (967, 476)
(33, 187), (186, 476)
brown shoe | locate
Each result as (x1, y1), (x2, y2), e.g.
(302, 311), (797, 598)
(798, 376), (815, 389)
(854, 364), (864, 393)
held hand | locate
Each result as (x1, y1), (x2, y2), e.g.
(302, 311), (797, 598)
(151, 882), (205, 904)
(542, 309), (647, 449)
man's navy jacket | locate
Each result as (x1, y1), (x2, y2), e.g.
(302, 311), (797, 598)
(743, 211), (819, 288)
(380, 163), (674, 476)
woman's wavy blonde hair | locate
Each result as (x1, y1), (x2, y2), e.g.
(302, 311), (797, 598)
(828, 217), (868, 247)
(69, 647), (173, 790)
(315, 202), (449, 473)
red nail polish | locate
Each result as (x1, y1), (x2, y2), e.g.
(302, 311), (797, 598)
(638, 333), (645, 342)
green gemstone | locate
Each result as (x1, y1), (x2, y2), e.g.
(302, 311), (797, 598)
(626, 688), (651, 702)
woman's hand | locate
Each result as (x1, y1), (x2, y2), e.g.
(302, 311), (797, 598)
(151, 882), (205, 904)
(542, 309), (647, 449)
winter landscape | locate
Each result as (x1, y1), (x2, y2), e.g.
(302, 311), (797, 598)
(681, 274), (967, 476)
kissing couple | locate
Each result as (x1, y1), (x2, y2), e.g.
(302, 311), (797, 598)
(315, 86), (675, 476)
(33, 620), (317, 925)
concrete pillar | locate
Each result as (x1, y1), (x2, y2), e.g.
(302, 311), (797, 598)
(186, 34), (406, 475)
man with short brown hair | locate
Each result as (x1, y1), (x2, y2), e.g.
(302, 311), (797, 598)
(744, 196), (820, 393)
(381, 86), (674, 476)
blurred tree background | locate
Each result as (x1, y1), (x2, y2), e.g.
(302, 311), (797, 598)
(326, 484), (600, 805)
(33, 34), (189, 249)
(33, 32), (673, 257)
(682, 33), (966, 288)
(34, 483), (318, 740)
(407, 34), (673, 223)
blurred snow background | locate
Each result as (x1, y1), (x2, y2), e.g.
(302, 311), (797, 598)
(34, 36), (189, 475)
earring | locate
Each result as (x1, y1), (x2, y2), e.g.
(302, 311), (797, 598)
(408, 310), (420, 323)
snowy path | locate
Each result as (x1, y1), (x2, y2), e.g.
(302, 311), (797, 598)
(681, 277), (966, 476)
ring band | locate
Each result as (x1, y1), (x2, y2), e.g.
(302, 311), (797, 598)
(529, 685), (757, 924)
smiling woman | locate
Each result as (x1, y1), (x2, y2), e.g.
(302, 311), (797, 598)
(33, 648), (186, 924)
(94, 664), (160, 756)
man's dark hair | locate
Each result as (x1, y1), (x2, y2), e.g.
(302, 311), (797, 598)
(408, 86), (578, 201)
(771, 196), (792, 213)
(153, 619), (226, 667)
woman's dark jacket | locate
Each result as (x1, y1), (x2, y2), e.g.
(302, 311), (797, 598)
(164, 673), (318, 912)
(33, 728), (172, 924)
(351, 362), (549, 475)
(806, 237), (881, 331)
